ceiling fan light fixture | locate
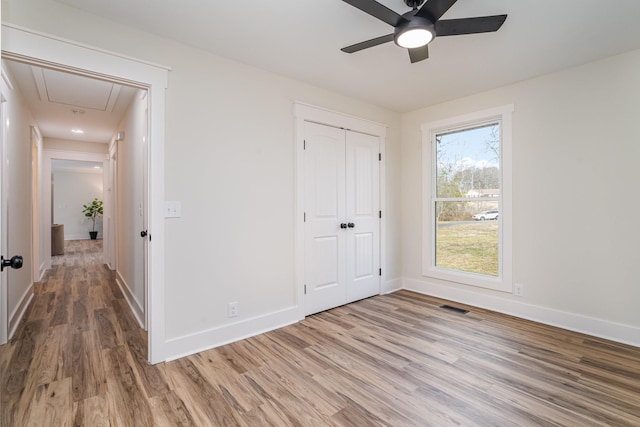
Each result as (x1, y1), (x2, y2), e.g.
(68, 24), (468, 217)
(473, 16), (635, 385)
(396, 28), (433, 48)
(394, 16), (434, 49)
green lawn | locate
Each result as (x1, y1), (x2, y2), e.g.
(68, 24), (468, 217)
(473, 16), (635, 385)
(436, 221), (499, 276)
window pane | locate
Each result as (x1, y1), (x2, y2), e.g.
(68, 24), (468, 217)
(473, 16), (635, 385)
(435, 201), (499, 276)
(436, 124), (500, 198)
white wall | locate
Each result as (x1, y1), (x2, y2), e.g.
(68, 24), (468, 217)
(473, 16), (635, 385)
(401, 50), (640, 343)
(2, 0), (402, 357)
(1, 62), (36, 336)
(52, 170), (103, 239)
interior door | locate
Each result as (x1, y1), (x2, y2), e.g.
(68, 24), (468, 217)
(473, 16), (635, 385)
(1, 95), (7, 344)
(345, 130), (380, 303)
(304, 122), (347, 315)
(142, 97), (149, 330)
(304, 122), (380, 315)
(31, 128), (41, 282)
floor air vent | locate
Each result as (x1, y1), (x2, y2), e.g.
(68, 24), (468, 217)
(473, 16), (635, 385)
(440, 304), (469, 314)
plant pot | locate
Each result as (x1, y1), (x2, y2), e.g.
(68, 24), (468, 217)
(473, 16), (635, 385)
(89, 231), (98, 240)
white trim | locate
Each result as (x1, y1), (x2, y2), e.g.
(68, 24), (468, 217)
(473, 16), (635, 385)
(379, 131), (387, 297)
(164, 307), (300, 362)
(8, 283), (33, 338)
(1, 23), (171, 73)
(0, 72), (9, 344)
(30, 126), (43, 283)
(421, 105), (514, 293)
(115, 271), (145, 328)
(294, 103), (387, 136)
(106, 141), (118, 271)
(1, 68), (14, 91)
(64, 235), (103, 241)
(3, 24), (169, 363)
(294, 109), (306, 320)
(293, 102), (387, 316)
(403, 277), (640, 348)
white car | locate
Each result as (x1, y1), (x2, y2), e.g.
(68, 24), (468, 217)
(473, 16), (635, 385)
(472, 210), (499, 221)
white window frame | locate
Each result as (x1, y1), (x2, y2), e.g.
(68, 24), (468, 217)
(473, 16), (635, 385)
(421, 105), (513, 292)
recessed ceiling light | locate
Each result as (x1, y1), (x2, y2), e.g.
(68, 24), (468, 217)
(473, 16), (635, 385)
(71, 129), (84, 134)
(93, 166), (101, 169)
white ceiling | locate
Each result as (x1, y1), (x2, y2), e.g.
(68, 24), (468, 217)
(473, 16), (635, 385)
(4, 61), (139, 143)
(54, 0), (640, 113)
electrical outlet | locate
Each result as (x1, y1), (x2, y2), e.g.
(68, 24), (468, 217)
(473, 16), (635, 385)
(228, 302), (239, 318)
(514, 283), (524, 297)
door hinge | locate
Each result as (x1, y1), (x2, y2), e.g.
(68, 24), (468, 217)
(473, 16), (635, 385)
(303, 140), (306, 150)
(149, 234), (151, 242)
(379, 153), (382, 161)
(304, 212), (306, 222)
(304, 284), (307, 294)
(379, 268), (382, 276)
(379, 210), (382, 219)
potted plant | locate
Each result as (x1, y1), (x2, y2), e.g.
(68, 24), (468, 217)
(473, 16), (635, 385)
(82, 198), (103, 240)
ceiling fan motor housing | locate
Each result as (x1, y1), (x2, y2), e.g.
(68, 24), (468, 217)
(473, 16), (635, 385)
(404, 0), (425, 9)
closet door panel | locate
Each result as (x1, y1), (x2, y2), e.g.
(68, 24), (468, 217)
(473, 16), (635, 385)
(304, 122), (347, 315)
(345, 131), (380, 303)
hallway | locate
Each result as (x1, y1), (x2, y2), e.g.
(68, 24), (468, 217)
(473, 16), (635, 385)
(0, 240), (159, 426)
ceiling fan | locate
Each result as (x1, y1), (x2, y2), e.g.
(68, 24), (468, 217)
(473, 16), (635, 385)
(341, 0), (507, 63)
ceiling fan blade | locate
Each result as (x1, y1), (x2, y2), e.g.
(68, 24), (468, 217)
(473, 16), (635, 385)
(436, 15), (507, 36)
(341, 33), (395, 53)
(342, 0), (409, 27)
(408, 45), (429, 63)
(415, 0), (458, 22)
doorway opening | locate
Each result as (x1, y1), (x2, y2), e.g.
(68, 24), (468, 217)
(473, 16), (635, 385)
(1, 23), (168, 363)
(51, 159), (105, 255)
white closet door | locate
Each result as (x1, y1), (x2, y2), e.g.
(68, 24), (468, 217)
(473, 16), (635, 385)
(345, 130), (380, 303)
(304, 122), (347, 315)
(304, 122), (380, 316)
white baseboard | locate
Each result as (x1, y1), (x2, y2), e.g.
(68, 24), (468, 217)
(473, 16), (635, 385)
(382, 277), (402, 294)
(164, 307), (301, 362)
(115, 271), (145, 329)
(8, 283), (33, 339)
(65, 234), (102, 241)
(403, 277), (640, 348)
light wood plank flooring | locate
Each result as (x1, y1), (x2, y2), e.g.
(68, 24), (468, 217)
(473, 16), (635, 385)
(1, 239), (639, 426)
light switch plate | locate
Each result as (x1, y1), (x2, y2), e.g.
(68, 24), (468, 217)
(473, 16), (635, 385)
(164, 201), (182, 218)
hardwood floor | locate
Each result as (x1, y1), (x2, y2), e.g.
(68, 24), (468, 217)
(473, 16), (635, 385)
(1, 240), (639, 426)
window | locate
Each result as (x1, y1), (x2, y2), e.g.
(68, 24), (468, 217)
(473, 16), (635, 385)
(422, 106), (513, 292)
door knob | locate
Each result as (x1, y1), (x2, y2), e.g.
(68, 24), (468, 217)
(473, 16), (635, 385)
(347, 223), (355, 228)
(1, 255), (23, 272)
(140, 230), (148, 237)
(340, 223), (347, 229)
